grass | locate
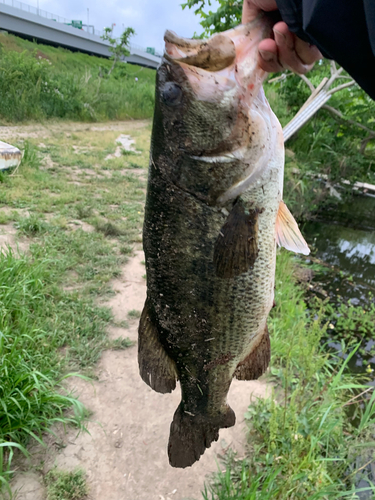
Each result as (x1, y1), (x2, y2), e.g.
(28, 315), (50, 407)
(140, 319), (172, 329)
(0, 249), (90, 495)
(0, 121), (148, 495)
(121, 149), (138, 156)
(204, 251), (375, 499)
(0, 32), (156, 123)
(94, 219), (126, 237)
(45, 468), (88, 500)
(15, 214), (49, 235)
(127, 309), (141, 319)
(109, 337), (134, 350)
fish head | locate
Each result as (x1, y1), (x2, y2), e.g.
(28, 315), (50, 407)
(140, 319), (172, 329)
(153, 16), (283, 204)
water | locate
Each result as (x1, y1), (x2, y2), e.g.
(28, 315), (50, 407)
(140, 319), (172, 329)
(303, 194), (375, 302)
(303, 194), (375, 498)
(303, 195), (375, 371)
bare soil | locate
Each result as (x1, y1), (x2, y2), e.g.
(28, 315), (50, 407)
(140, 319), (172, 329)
(0, 223), (30, 254)
(0, 120), (150, 141)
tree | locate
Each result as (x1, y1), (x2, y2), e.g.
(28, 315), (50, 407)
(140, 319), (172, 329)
(101, 26), (135, 76)
(182, 0), (242, 36)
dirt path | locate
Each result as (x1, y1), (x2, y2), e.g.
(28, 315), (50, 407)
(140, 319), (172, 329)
(11, 249), (271, 500)
(1, 120), (272, 500)
(0, 120), (150, 140)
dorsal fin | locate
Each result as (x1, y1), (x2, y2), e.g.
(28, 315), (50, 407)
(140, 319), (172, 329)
(275, 201), (310, 255)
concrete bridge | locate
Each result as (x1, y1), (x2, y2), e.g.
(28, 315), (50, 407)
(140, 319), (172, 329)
(0, 0), (161, 69)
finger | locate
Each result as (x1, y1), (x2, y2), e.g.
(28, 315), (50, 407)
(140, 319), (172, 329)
(273, 27), (314, 74)
(253, 0), (278, 10)
(295, 37), (323, 65)
(258, 39), (284, 73)
(242, 0), (261, 24)
(242, 0), (277, 24)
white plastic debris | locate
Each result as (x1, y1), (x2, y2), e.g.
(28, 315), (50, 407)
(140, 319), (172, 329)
(0, 141), (22, 171)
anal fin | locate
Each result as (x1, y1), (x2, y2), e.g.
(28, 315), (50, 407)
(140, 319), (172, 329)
(138, 299), (178, 394)
(234, 325), (270, 380)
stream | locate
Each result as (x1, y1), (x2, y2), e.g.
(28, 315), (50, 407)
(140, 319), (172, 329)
(303, 194), (375, 370)
(302, 194), (375, 498)
(304, 194), (375, 299)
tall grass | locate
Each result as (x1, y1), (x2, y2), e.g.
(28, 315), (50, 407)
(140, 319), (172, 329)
(0, 34), (155, 122)
(204, 252), (375, 499)
(0, 248), (112, 494)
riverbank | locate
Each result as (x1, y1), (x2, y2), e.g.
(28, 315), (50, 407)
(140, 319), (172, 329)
(0, 120), (150, 496)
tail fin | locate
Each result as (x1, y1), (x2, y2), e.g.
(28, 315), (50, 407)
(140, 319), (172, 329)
(168, 403), (235, 468)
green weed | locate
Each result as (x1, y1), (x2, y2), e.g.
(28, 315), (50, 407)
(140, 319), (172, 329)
(76, 205), (93, 219)
(94, 219), (125, 237)
(0, 171), (8, 184)
(0, 211), (11, 225)
(127, 309), (141, 319)
(15, 215), (49, 235)
(45, 468), (88, 500)
(21, 141), (40, 169)
(121, 149), (137, 156)
(0, 249), (91, 492)
(120, 245), (133, 255)
(128, 162), (143, 169)
(321, 296), (375, 363)
(109, 337), (133, 350)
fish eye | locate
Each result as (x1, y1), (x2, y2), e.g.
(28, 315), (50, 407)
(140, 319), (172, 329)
(162, 82), (183, 106)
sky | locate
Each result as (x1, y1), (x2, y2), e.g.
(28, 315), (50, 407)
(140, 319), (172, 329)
(36, 0), (218, 53)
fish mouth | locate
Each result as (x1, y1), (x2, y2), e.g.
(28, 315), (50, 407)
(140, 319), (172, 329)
(164, 30), (236, 72)
(163, 16), (273, 96)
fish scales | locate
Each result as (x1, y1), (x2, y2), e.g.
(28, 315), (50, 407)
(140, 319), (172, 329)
(138, 15), (309, 468)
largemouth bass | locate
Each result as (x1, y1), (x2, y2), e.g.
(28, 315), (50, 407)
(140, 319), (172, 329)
(138, 15), (309, 468)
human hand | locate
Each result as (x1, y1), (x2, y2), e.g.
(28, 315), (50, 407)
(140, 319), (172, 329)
(242, 0), (322, 74)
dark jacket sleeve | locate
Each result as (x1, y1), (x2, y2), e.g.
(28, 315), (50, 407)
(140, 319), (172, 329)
(276, 0), (375, 100)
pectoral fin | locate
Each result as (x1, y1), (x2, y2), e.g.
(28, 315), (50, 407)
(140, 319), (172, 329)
(214, 199), (261, 279)
(275, 201), (310, 255)
(138, 299), (178, 394)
